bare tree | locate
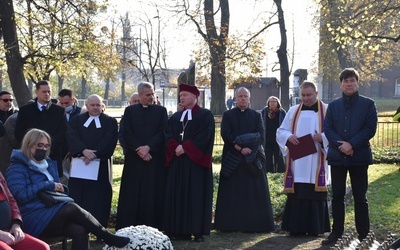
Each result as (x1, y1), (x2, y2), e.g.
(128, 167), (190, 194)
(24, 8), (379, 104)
(172, 0), (229, 115)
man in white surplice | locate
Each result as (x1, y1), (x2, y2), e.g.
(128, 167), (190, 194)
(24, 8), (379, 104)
(276, 81), (331, 236)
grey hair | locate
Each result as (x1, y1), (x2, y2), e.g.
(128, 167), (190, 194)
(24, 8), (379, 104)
(137, 82), (154, 94)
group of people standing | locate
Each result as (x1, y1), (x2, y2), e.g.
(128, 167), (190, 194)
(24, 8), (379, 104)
(217, 67), (377, 247)
(0, 67), (378, 249)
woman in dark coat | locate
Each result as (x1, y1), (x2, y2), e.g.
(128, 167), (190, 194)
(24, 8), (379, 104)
(6, 129), (129, 250)
(261, 96), (286, 173)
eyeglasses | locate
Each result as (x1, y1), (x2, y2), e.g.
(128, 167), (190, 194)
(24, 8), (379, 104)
(37, 143), (51, 149)
(0, 99), (14, 102)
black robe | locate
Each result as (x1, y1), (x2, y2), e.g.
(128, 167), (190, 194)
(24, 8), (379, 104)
(115, 104), (168, 230)
(163, 104), (214, 236)
(66, 112), (118, 226)
(214, 107), (275, 233)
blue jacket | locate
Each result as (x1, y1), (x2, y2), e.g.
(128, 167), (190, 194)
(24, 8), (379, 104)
(324, 92), (377, 166)
(6, 149), (68, 237)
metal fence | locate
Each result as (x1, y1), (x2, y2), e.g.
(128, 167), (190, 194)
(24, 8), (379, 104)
(213, 119), (400, 148)
(116, 115), (399, 148)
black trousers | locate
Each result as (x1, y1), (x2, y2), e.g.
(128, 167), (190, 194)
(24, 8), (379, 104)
(265, 142), (285, 173)
(331, 165), (370, 238)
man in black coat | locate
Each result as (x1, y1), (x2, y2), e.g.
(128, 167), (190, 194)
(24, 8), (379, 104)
(67, 94), (118, 228)
(0, 91), (18, 124)
(214, 87), (275, 234)
(163, 84), (215, 242)
(15, 80), (67, 177)
(323, 68), (377, 245)
(115, 82), (168, 231)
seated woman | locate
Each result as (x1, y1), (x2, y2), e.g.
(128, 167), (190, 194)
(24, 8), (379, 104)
(6, 128), (130, 250)
(0, 171), (49, 250)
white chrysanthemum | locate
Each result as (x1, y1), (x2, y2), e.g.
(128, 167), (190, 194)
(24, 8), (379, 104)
(103, 225), (174, 250)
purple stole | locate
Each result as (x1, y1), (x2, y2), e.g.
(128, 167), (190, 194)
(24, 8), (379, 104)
(283, 100), (328, 193)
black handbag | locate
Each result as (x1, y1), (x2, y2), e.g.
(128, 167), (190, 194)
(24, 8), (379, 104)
(38, 190), (74, 207)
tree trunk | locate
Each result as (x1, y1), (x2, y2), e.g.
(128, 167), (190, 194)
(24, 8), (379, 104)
(274, 0), (290, 111)
(121, 71), (126, 102)
(104, 78), (110, 100)
(0, 69), (3, 91)
(80, 75), (87, 99)
(210, 63), (226, 115)
(57, 74), (64, 93)
(203, 0), (229, 115)
(0, 0), (31, 107)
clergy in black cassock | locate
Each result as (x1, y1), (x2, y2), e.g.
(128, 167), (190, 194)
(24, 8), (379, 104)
(163, 84), (215, 243)
(115, 82), (168, 231)
(66, 94), (118, 227)
(214, 87), (275, 233)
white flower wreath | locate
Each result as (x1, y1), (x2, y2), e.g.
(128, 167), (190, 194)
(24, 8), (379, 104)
(102, 225), (174, 250)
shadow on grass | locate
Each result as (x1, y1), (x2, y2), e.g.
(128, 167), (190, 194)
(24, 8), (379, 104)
(168, 231), (332, 250)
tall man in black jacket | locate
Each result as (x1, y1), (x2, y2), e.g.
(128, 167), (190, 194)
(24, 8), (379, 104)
(15, 80), (67, 177)
(322, 68), (377, 245)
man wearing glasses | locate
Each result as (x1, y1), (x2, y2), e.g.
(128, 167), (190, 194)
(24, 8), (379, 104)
(0, 91), (18, 124)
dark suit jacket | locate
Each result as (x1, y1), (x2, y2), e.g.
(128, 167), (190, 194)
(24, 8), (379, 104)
(15, 100), (66, 175)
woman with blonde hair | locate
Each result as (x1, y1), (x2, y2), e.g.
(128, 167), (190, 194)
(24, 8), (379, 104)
(6, 129), (129, 250)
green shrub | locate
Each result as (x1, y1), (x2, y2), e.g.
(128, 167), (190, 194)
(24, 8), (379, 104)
(113, 145), (124, 164)
(372, 146), (400, 164)
(267, 173), (286, 220)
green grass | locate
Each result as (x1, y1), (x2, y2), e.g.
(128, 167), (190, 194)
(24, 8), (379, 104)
(374, 98), (399, 114)
(106, 164), (400, 241)
(344, 164), (400, 240)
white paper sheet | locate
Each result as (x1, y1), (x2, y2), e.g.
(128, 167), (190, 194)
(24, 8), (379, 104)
(70, 157), (100, 181)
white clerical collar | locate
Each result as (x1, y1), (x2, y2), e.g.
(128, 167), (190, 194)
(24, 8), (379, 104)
(142, 104), (148, 108)
(180, 109), (192, 122)
(83, 115), (101, 128)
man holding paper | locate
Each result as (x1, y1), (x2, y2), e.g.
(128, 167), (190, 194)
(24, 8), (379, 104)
(276, 81), (331, 237)
(66, 94), (118, 228)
